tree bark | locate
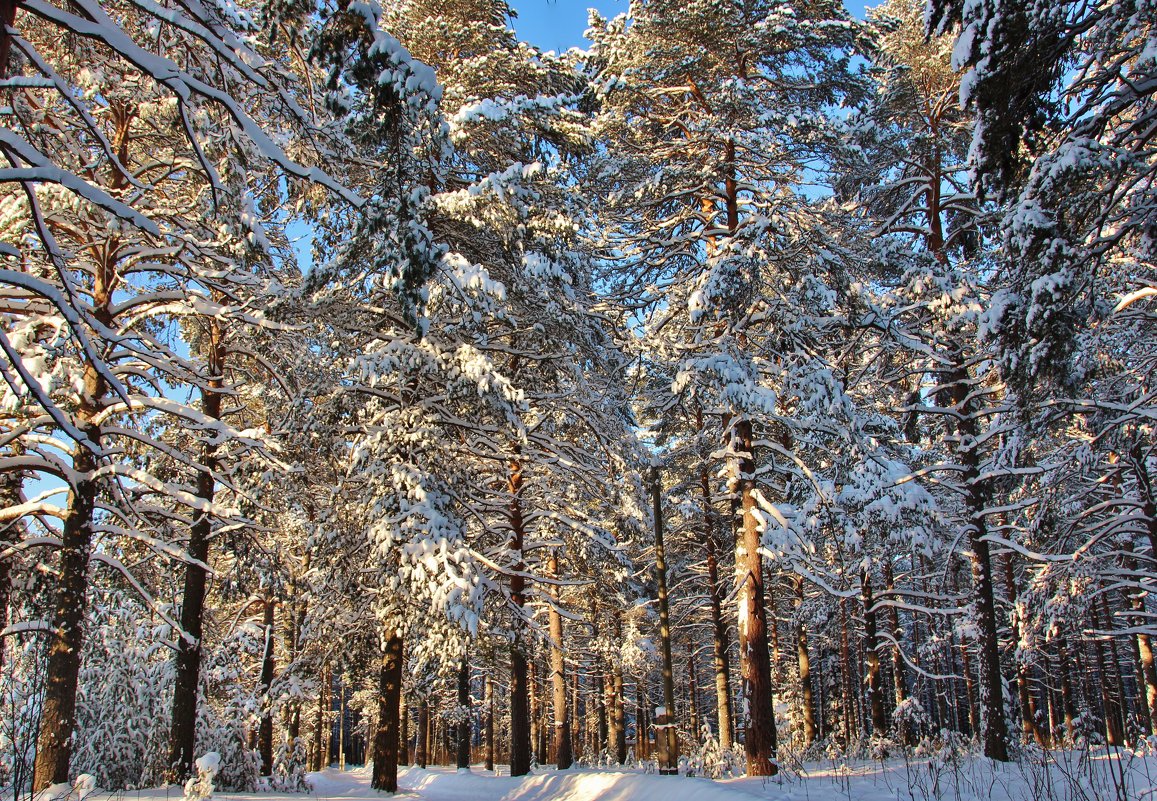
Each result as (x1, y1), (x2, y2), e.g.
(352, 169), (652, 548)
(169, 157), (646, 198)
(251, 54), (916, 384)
(457, 657), (471, 770)
(398, 695), (408, 766)
(704, 511), (734, 750)
(1002, 554), (1044, 746)
(507, 451), (532, 776)
(884, 561), (911, 743)
(258, 599), (277, 776)
(168, 318), (225, 781)
(547, 549), (572, 769)
(650, 466), (679, 773)
(1123, 540), (1157, 733)
(1057, 636), (1077, 740)
(371, 632), (404, 791)
(698, 407), (734, 750)
(33, 435), (98, 792)
(839, 598), (855, 746)
(687, 640), (700, 740)
(951, 363), (1011, 761)
(733, 416), (778, 775)
(416, 699), (429, 768)
(793, 577), (817, 747)
(862, 570), (886, 736)
(484, 678), (495, 771)
(612, 646), (626, 764)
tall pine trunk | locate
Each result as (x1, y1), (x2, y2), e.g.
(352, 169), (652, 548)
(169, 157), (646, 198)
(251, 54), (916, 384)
(0, 455), (20, 674)
(793, 577), (817, 746)
(32, 222), (118, 791)
(457, 657), (471, 770)
(862, 570), (886, 735)
(697, 407), (734, 750)
(484, 678), (495, 771)
(371, 632), (404, 791)
(651, 466), (679, 773)
(32, 436), (98, 792)
(547, 551), (572, 769)
(258, 599), (277, 776)
(734, 417), (778, 775)
(168, 318), (225, 780)
(612, 634), (626, 764)
(416, 699), (429, 768)
(950, 364), (1011, 761)
(507, 450), (531, 776)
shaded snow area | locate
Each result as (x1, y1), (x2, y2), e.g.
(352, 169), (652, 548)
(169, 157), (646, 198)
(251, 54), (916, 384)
(96, 752), (1157, 801)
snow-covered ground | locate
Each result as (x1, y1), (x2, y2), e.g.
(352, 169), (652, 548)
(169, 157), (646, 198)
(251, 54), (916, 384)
(98, 749), (1157, 801)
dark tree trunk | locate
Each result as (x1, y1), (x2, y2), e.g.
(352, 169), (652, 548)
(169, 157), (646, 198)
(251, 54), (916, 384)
(1123, 541), (1157, 734)
(259, 600), (277, 776)
(0, 457), (21, 674)
(507, 451), (532, 776)
(950, 363), (1011, 761)
(33, 436), (98, 792)
(371, 632), (404, 791)
(884, 562), (911, 743)
(1100, 597), (1128, 744)
(593, 632), (608, 754)
(484, 678), (495, 771)
(650, 467), (679, 773)
(612, 648), (626, 764)
(168, 321), (225, 781)
(1058, 636), (1077, 740)
(1003, 554), (1045, 747)
(457, 657), (471, 770)
(839, 598), (855, 745)
(416, 699), (429, 768)
(510, 648), (531, 775)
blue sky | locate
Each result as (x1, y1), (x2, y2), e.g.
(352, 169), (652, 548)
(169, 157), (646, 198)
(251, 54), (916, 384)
(507, 1), (875, 52)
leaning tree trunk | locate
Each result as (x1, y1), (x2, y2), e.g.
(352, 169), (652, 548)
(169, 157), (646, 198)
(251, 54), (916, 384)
(371, 632), (405, 791)
(168, 317), (225, 781)
(507, 450), (532, 777)
(547, 550), (573, 769)
(32, 434), (99, 792)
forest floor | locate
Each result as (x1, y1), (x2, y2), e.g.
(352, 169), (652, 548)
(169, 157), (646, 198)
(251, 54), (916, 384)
(110, 748), (1157, 801)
